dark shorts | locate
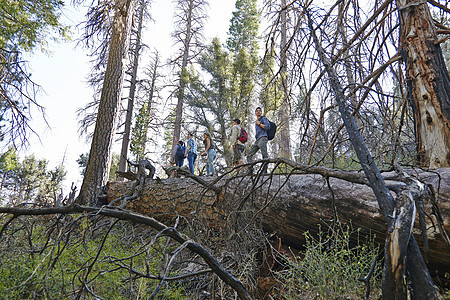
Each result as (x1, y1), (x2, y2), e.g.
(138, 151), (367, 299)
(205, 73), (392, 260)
(233, 144), (245, 163)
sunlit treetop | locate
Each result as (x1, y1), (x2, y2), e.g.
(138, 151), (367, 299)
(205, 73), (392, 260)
(0, 0), (69, 52)
(226, 0), (260, 55)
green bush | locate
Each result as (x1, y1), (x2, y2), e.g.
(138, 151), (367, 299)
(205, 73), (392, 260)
(0, 216), (188, 299)
(276, 224), (382, 299)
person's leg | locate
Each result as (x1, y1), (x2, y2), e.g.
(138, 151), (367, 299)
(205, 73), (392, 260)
(209, 149), (216, 175)
(233, 147), (239, 167)
(188, 153), (195, 174)
(237, 145), (244, 166)
(257, 137), (269, 174)
(246, 142), (260, 174)
(235, 145), (245, 173)
(205, 152), (211, 176)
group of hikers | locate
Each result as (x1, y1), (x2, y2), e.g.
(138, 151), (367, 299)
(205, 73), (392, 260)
(172, 107), (274, 176)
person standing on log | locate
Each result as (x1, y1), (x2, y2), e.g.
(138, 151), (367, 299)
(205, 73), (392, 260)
(173, 140), (186, 167)
(247, 107), (270, 174)
(185, 132), (197, 174)
(202, 132), (217, 176)
(230, 118), (246, 171)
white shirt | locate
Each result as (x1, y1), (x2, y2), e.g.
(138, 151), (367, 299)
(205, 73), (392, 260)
(230, 124), (245, 147)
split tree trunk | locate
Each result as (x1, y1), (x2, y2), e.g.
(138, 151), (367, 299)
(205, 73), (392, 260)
(106, 168), (450, 279)
(397, 0), (450, 168)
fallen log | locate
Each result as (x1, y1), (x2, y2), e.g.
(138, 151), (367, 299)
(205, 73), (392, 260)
(105, 168), (450, 280)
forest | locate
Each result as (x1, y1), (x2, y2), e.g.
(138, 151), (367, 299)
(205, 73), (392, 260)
(1, 0), (450, 299)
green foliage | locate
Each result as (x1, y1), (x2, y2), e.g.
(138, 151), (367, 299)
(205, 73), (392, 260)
(0, 0), (69, 51)
(0, 0), (69, 144)
(76, 152), (119, 181)
(163, 107), (177, 162)
(75, 153), (88, 176)
(186, 38), (234, 164)
(228, 46), (258, 125)
(259, 47), (284, 116)
(109, 153), (120, 180)
(0, 146), (19, 174)
(0, 148), (66, 205)
(130, 102), (151, 161)
(185, 0), (261, 166)
(276, 224), (382, 299)
(227, 0), (260, 54)
(226, 0), (260, 127)
(0, 217), (188, 299)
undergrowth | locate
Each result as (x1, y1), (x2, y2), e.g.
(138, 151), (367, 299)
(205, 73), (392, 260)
(0, 215), (187, 299)
(274, 223), (383, 299)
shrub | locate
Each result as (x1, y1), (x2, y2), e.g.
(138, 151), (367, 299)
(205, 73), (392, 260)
(275, 224), (382, 299)
(0, 216), (188, 299)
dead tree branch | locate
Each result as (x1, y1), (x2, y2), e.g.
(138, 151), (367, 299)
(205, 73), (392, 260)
(306, 8), (438, 299)
(0, 204), (252, 299)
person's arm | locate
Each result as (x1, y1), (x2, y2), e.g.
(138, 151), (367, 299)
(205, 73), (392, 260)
(185, 139), (191, 156)
(203, 138), (210, 155)
(230, 126), (238, 145)
(259, 117), (270, 131)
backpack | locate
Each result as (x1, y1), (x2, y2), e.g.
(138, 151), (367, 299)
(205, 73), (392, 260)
(176, 145), (186, 158)
(265, 117), (277, 141)
(238, 127), (248, 143)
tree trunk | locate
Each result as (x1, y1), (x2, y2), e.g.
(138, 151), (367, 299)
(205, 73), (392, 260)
(77, 0), (135, 205)
(170, 0), (194, 164)
(118, 0), (146, 180)
(105, 168), (450, 281)
(397, 0), (450, 168)
(141, 51), (159, 156)
(277, 0), (291, 159)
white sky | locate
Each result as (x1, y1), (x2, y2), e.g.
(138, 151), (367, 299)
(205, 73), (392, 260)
(18, 0), (238, 190)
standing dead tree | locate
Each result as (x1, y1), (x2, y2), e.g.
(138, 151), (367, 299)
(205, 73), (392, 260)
(169, 0), (207, 164)
(396, 0), (450, 168)
(306, 7), (439, 299)
(118, 0), (151, 179)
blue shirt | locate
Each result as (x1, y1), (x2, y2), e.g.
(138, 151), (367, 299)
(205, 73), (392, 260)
(187, 137), (197, 154)
(255, 116), (270, 140)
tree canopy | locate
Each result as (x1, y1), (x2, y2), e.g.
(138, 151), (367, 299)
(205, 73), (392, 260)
(0, 0), (68, 146)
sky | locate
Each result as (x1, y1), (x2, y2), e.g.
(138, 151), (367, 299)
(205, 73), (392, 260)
(19, 0), (238, 191)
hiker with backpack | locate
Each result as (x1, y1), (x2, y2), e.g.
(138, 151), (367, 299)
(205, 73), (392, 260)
(185, 132), (198, 174)
(174, 140), (186, 167)
(229, 118), (246, 170)
(247, 107), (271, 175)
(202, 132), (216, 176)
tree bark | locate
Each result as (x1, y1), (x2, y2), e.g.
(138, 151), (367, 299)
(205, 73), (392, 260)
(118, 0), (146, 179)
(277, 0), (291, 159)
(77, 0), (136, 205)
(170, 0), (194, 164)
(105, 168), (450, 280)
(143, 52), (159, 154)
(397, 0), (450, 168)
